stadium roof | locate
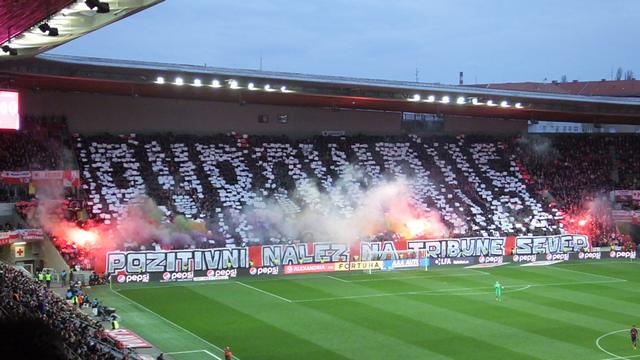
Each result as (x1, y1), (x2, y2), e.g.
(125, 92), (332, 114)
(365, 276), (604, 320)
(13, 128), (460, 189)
(473, 80), (640, 97)
(0, 0), (162, 58)
(0, 0), (73, 44)
(1, 54), (640, 125)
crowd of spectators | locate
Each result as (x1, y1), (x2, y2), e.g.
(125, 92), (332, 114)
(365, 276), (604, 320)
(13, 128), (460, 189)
(1, 222), (18, 231)
(0, 183), (29, 203)
(5, 128), (637, 270)
(13, 187), (97, 270)
(0, 116), (67, 172)
(516, 135), (617, 210)
(0, 262), (135, 359)
(516, 134), (638, 248)
(74, 132), (561, 248)
(67, 132), (640, 250)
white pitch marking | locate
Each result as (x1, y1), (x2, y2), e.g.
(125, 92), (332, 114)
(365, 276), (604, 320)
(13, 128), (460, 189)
(116, 281), (237, 291)
(291, 279), (625, 303)
(520, 260), (565, 267)
(595, 329), (631, 360)
(292, 284), (531, 302)
(347, 271), (487, 282)
(465, 262), (510, 269)
(110, 289), (233, 359)
(550, 265), (629, 282)
(508, 285), (532, 292)
(236, 281), (293, 303)
(326, 275), (350, 283)
(167, 349), (220, 359)
(166, 350), (208, 355)
(600, 355), (640, 360)
(204, 350), (219, 358)
(467, 268), (491, 275)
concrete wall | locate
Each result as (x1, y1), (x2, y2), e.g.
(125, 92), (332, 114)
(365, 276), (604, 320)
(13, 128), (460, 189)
(20, 90), (532, 136)
(0, 203), (15, 217)
(443, 115), (529, 134)
(38, 238), (70, 272)
(0, 239), (69, 273)
(0, 241), (40, 269)
(0, 203), (26, 227)
(21, 91), (403, 137)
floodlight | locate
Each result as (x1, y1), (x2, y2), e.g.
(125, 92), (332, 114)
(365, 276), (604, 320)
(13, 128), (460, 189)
(1, 45), (17, 56)
(38, 23), (59, 36)
(85, 0), (110, 13)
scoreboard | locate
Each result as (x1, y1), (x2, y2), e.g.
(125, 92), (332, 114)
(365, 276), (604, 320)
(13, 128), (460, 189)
(0, 91), (19, 130)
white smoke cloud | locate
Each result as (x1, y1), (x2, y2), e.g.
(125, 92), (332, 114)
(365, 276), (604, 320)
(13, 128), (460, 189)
(238, 175), (447, 244)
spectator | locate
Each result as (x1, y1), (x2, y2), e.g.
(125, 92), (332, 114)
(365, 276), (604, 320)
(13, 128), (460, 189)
(0, 317), (67, 360)
(60, 269), (67, 286)
(0, 262), (132, 359)
(45, 270), (52, 289)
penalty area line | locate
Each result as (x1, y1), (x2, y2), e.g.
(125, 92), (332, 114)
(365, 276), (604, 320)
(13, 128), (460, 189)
(291, 279), (624, 303)
(109, 288), (237, 360)
(236, 281), (293, 303)
(549, 265), (629, 282)
(346, 272), (487, 283)
(467, 268), (491, 275)
(326, 275), (351, 283)
(167, 350), (220, 359)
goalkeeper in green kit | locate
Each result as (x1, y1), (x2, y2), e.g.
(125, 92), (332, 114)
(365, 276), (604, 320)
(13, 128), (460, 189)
(494, 281), (504, 301)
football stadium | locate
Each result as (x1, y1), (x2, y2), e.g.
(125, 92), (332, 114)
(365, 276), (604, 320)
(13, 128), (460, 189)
(0, 1), (639, 359)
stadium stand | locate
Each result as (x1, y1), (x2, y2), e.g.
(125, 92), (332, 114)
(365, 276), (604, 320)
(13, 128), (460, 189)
(2, 124), (634, 267)
(0, 262), (136, 359)
(0, 116), (66, 171)
(517, 134), (638, 247)
(0, 116), (68, 202)
(0, 120), (636, 359)
(2, 119), (634, 266)
(73, 132), (563, 249)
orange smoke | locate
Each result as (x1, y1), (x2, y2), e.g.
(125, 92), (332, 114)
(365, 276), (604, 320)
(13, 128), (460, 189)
(65, 228), (99, 247)
(403, 218), (431, 238)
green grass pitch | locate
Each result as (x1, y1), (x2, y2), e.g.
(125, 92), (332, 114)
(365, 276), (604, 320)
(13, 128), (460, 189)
(88, 261), (640, 360)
